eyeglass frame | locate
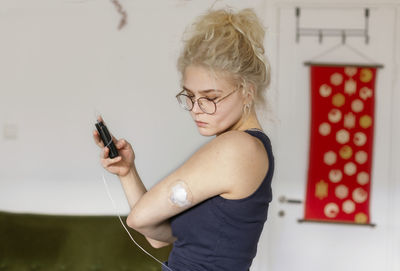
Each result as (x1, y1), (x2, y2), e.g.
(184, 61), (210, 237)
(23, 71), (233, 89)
(175, 87), (240, 115)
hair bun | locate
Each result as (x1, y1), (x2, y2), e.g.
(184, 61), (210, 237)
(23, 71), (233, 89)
(226, 9), (266, 63)
(178, 8), (271, 105)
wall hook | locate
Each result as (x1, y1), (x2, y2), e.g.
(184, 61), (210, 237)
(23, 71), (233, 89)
(295, 7), (370, 44)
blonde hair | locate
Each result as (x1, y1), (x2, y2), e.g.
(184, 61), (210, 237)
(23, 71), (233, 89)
(177, 8), (271, 106)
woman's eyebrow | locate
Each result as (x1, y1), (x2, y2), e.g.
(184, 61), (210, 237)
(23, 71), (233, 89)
(182, 86), (222, 94)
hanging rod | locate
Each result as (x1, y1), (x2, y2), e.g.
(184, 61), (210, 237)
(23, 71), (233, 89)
(295, 7), (370, 44)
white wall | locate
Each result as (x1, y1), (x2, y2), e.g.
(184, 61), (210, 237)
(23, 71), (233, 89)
(0, 0), (267, 215)
(0, 0), (399, 270)
(389, 6), (400, 271)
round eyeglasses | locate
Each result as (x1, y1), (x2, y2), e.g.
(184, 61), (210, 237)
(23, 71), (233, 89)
(176, 88), (239, 115)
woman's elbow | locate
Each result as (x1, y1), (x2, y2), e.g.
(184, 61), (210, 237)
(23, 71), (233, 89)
(126, 216), (170, 249)
(126, 212), (155, 236)
(126, 213), (144, 231)
(147, 238), (171, 249)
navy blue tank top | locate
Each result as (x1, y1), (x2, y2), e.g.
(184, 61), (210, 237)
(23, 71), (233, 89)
(162, 129), (274, 271)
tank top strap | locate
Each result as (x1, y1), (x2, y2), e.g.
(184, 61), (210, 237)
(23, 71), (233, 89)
(243, 128), (273, 154)
(244, 128), (274, 197)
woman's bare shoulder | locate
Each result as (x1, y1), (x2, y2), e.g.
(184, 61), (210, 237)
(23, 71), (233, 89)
(212, 130), (270, 199)
(211, 129), (266, 154)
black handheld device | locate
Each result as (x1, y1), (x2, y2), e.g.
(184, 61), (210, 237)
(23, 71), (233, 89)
(95, 120), (119, 159)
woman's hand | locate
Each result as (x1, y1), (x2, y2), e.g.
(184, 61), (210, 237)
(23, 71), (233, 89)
(93, 116), (135, 177)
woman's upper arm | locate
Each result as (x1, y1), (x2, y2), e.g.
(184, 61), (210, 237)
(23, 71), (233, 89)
(128, 130), (261, 228)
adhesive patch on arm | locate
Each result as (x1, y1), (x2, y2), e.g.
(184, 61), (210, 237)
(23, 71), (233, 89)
(169, 180), (193, 208)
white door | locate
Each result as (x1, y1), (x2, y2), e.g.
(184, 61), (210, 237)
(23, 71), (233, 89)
(252, 5), (400, 271)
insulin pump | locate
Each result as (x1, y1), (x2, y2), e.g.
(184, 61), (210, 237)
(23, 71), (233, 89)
(95, 120), (119, 159)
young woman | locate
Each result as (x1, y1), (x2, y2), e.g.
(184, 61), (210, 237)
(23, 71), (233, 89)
(93, 8), (274, 271)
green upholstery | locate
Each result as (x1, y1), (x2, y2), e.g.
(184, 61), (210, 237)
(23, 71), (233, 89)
(0, 211), (171, 271)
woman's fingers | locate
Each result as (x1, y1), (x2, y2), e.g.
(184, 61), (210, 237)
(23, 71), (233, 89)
(116, 139), (127, 149)
(97, 115), (104, 124)
(93, 129), (117, 148)
(93, 130), (105, 148)
(101, 147), (121, 166)
(101, 147), (121, 161)
(101, 155), (122, 168)
(101, 146), (109, 159)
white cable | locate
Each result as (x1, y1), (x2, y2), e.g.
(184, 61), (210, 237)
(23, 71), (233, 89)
(102, 173), (174, 271)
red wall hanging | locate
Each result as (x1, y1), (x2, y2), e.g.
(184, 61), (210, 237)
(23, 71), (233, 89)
(303, 63), (381, 225)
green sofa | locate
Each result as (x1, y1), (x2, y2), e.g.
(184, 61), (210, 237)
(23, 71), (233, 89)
(0, 211), (171, 271)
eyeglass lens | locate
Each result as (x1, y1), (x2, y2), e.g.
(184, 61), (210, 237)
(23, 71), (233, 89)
(177, 94), (216, 114)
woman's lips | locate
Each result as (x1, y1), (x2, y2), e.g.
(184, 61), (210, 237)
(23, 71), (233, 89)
(195, 121), (207, 127)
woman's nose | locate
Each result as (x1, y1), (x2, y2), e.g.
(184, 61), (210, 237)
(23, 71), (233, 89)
(192, 99), (203, 114)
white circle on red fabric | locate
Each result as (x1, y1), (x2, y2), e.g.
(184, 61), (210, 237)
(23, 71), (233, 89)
(357, 172), (370, 185)
(344, 162), (357, 176)
(319, 122), (331, 136)
(342, 200), (356, 214)
(329, 169), (343, 183)
(335, 184), (349, 199)
(352, 187), (368, 203)
(336, 129), (350, 144)
(324, 151), (337, 166)
(324, 203), (340, 218)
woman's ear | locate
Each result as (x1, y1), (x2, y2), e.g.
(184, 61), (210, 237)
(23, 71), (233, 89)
(243, 83), (256, 105)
